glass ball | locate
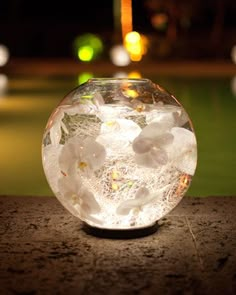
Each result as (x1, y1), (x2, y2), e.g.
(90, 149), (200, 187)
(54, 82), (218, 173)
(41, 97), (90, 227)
(42, 78), (197, 230)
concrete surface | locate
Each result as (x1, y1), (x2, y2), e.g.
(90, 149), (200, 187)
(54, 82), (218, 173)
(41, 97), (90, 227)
(0, 196), (235, 295)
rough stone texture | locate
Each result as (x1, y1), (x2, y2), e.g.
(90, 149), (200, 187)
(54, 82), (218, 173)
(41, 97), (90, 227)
(0, 196), (235, 295)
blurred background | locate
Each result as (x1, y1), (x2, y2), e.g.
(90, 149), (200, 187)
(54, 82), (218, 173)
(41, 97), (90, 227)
(0, 0), (236, 61)
(0, 0), (236, 198)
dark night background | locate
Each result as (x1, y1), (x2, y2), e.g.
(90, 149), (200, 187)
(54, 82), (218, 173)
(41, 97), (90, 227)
(0, 0), (236, 60)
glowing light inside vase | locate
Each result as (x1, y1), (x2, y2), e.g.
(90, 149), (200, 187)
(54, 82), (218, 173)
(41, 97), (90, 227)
(42, 79), (197, 230)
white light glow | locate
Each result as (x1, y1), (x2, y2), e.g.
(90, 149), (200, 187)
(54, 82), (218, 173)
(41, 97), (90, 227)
(0, 45), (9, 67)
(231, 45), (236, 64)
(113, 71), (128, 78)
(110, 45), (130, 66)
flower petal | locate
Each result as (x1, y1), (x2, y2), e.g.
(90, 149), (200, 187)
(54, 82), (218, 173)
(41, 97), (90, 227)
(49, 122), (62, 146)
(116, 198), (142, 215)
(58, 173), (82, 197)
(135, 147), (168, 167)
(79, 203), (103, 226)
(166, 127), (197, 175)
(97, 104), (133, 121)
(146, 104), (189, 128)
(116, 186), (152, 216)
(141, 183), (172, 206)
(150, 147), (168, 165)
(79, 186), (101, 214)
(58, 174), (101, 215)
(132, 136), (153, 154)
(42, 144), (63, 192)
(153, 132), (174, 147)
(135, 152), (156, 168)
(97, 118), (141, 150)
(146, 109), (176, 128)
(140, 122), (167, 139)
(82, 138), (106, 171)
(173, 109), (189, 127)
(59, 136), (83, 175)
(135, 187), (150, 200)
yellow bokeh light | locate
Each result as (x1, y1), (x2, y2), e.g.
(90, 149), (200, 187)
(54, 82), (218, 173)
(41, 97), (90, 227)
(128, 71), (141, 78)
(125, 31), (141, 44)
(78, 46), (94, 62)
(130, 52), (142, 62)
(124, 31), (149, 62)
(126, 89), (138, 98)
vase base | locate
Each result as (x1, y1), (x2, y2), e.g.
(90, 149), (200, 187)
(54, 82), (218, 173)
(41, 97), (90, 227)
(82, 222), (159, 239)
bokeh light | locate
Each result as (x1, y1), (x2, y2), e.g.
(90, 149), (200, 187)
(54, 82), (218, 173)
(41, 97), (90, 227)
(231, 75), (236, 96)
(113, 72), (128, 78)
(231, 45), (236, 64)
(110, 45), (130, 66)
(78, 46), (94, 62)
(128, 71), (142, 78)
(151, 13), (168, 31)
(0, 74), (8, 96)
(124, 31), (148, 62)
(78, 72), (94, 85)
(73, 34), (103, 62)
(121, 0), (133, 39)
(0, 45), (9, 67)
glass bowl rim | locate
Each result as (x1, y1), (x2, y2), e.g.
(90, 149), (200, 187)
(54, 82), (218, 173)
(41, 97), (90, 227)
(88, 77), (151, 84)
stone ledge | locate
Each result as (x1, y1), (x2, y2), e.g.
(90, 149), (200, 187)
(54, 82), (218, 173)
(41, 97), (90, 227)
(0, 196), (235, 294)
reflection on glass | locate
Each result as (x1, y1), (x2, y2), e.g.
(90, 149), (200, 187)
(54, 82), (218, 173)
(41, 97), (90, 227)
(113, 71), (128, 78)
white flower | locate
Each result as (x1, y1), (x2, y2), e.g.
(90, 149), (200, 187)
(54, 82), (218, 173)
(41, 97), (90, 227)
(59, 135), (106, 176)
(133, 122), (173, 168)
(47, 102), (97, 146)
(47, 106), (71, 146)
(146, 104), (189, 128)
(97, 104), (133, 122)
(58, 174), (102, 225)
(116, 184), (170, 215)
(116, 187), (150, 215)
(42, 144), (63, 193)
(166, 127), (197, 175)
(96, 118), (142, 151)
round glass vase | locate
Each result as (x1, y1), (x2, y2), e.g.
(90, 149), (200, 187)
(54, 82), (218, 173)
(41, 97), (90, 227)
(42, 78), (197, 231)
